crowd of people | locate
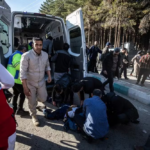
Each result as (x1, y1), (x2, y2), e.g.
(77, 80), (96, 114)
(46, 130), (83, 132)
(87, 41), (150, 91)
(0, 36), (150, 150)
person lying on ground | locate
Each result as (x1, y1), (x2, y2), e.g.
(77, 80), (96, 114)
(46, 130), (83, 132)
(37, 105), (82, 120)
(73, 89), (109, 142)
(102, 92), (139, 126)
(72, 77), (104, 105)
(52, 74), (73, 107)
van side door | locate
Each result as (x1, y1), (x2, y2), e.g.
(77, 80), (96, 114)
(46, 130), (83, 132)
(0, 0), (12, 67)
(66, 8), (87, 81)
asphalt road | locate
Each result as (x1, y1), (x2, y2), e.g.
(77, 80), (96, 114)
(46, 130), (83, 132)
(13, 92), (150, 150)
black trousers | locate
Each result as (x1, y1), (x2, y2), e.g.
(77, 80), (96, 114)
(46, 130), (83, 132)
(103, 71), (115, 92)
(89, 59), (97, 73)
(120, 65), (127, 78)
(137, 68), (150, 84)
(12, 83), (25, 112)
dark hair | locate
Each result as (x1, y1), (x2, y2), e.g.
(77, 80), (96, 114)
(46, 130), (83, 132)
(72, 82), (83, 93)
(54, 84), (62, 93)
(47, 36), (53, 40)
(123, 48), (127, 51)
(18, 45), (26, 51)
(32, 37), (43, 43)
(93, 89), (102, 97)
(63, 43), (69, 51)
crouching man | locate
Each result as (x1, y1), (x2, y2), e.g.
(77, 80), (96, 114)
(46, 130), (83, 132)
(20, 37), (52, 126)
(73, 89), (109, 142)
(102, 92), (139, 126)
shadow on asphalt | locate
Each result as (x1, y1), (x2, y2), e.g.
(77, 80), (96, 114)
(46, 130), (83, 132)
(16, 129), (72, 150)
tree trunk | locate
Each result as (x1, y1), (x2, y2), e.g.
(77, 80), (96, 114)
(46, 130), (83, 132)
(109, 27), (112, 43)
(122, 28), (125, 49)
(99, 29), (101, 48)
(103, 28), (106, 48)
(126, 31), (128, 43)
(114, 25), (118, 47)
(88, 24), (90, 46)
(101, 28), (103, 49)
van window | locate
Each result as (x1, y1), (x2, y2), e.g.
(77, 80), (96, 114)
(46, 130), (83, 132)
(69, 27), (82, 54)
(0, 20), (9, 54)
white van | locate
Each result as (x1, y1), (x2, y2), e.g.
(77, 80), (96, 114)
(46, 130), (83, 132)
(0, 0), (101, 90)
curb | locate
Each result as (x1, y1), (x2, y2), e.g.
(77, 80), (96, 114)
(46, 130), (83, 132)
(87, 73), (150, 106)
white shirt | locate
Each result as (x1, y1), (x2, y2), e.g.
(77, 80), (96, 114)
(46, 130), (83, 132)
(0, 64), (14, 89)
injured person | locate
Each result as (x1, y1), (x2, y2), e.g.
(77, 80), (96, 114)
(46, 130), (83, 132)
(102, 92), (139, 126)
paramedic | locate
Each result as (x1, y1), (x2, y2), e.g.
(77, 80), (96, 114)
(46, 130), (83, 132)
(7, 45), (29, 115)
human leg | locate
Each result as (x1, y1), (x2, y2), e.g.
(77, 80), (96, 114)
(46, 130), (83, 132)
(124, 66), (128, 79)
(137, 68), (143, 84)
(27, 84), (37, 117)
(12, 85), (19, 113)
(37, 83), (48, 106)
(108, 72), (114, 92)
(141, 69), (149, 85)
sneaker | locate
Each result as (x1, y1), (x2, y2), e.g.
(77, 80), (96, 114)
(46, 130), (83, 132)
(16, 109), (29, 116)
(32, 116), (40, 126)
(125, 77), (129, 80)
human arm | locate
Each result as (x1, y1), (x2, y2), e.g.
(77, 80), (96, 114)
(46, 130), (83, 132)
(131, 55), (136, 63)
(98, 47), (102, 54)
(20, 54), (30, 96)
(46, 56), (52, 83)
(12, 54), (21, 70)
(0, 64), (14, 89)
(52, 88), (56, 106)
(78, 89), (84, 106)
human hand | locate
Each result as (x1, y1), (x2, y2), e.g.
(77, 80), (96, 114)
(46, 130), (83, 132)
(103, 70), (107, 75)
(24, 87), (31, 96)
(80, 100), (84, 106)
(52, 101), (56, 106)
(47, 77), (52, 83)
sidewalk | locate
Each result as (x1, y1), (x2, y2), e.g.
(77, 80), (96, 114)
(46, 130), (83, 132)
(87, 72), (150, 106)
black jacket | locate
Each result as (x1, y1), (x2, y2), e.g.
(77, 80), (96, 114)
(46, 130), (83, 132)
(52, 50), (71, 73)
(120, 53), (129, 67)
(79, 77), (103, 100)
(103, 51), (121, 77)
(102, 92), (139, 125)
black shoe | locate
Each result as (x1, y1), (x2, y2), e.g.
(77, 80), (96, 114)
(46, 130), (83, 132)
(131, 120), (140, 124)
(125, 77), (129, 80)
(16, 109), (29, 116)
(136, 82), (139, 85)
(140, 83), (145, 87)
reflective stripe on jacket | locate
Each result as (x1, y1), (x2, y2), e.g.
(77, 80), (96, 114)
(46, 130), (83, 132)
(7, 50), (23, 84)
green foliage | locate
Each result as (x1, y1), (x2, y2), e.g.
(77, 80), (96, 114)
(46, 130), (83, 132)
(39, 0), (150, 34)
